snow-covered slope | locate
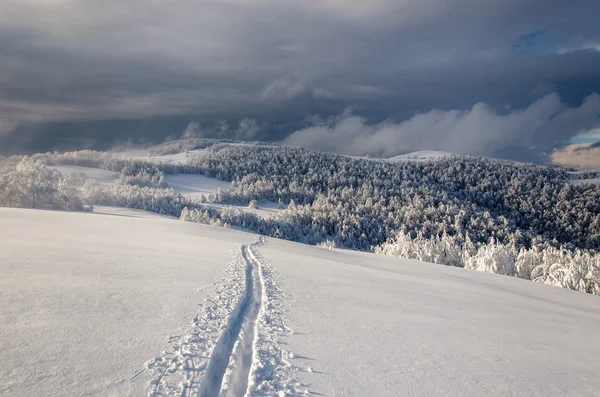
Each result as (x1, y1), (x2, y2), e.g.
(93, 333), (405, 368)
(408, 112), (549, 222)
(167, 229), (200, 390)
(388, 150), (452, 161)
(2, 208), (600, 396)
(262, 240), (600, 397)
(0, 207), (249, 397)
(50, 165), (119, 186)
(569, 177), (600, 186)
(146, 149), (208, 164)
(163, 173), (233, 199)
(343, 150), (452, 162)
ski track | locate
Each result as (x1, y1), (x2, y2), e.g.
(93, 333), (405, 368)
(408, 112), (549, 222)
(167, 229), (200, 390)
(145, 236), (304, 397)
(199, 241), (264, 397)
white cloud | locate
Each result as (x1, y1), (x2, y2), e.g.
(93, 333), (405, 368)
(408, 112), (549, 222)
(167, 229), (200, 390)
(182, 121), (201, 138)
(237, 118), (260, 139)
(0, 119), (17, 137)
(285, 93), (600, 157)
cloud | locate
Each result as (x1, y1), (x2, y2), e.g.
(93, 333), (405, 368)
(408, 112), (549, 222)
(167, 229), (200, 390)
(552, 143), (600, 169)
(0, 119), (17, 137)
(182, 121), (202, 139)
(1, 0), (600, 159)
(260, 77), (307, 101)
(236, 118), (260, 139)
(259, 77), (335, 102)
(285, 93), (600, 157)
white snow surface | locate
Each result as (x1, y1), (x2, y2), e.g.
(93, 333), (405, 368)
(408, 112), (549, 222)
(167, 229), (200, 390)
(163, 173), (233, 199)
(343, 150), (452, 163)
(0, 207), (250, 397)
(569, 177), (600, 186)
(162, 173), (283, 218)
(205, 201), (284, 220)
(49, 165), (119, 186)
(2, 208), (600, 397)
(148, 149), (208, 164)
(260, 239), (600, 397)
(388, 150), (452, 161)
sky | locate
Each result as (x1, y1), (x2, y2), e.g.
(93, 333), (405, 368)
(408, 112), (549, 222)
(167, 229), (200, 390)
(1, 0), (599, 161)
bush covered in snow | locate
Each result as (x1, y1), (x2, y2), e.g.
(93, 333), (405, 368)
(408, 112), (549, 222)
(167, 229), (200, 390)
(31, 150), (119, 171)
(0, 158), (87, 211)
(82, 181), (188, 216)
(119, 163), (167, 187)
(376, 232), (600, 295)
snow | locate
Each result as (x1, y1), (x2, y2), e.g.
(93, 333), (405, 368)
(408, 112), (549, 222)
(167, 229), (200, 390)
(2, 207), (600, 396)
(388, 150), (452, 161)
(148, 149), (208, 164)
(125, 149), (209, 164)
(0, 207), (250, 397)
(163, 173), (233, 199)
(161, 172), (284, 218)
(92, 205), (175, 219)
(342, 150), (452, 163)
(248, 200), (284, 218)
(569, 177), (600, 186)
(205, 201), (284, 220)
(259, 238), (600, 397)
(49, 165), (119, 186)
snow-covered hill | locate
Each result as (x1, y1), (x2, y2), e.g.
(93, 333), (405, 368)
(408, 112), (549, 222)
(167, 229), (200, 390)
(387, 150), (452, 161)
(569, 177), (600, 186)
(342, 150), (452, 162)
(2, 208), (599, 396)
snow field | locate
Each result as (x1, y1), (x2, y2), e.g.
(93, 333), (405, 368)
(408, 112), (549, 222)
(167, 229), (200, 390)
(134, 149), (208, 164)
(387, 150), (452, 161)
(343, 150), (452, 162)
(259, 237), (600, 397)
(162, 174), (233, 199)
(0, 207), (301, 396)
(569, 177), (600, 186)
(49, 165), (119, 186)
(3, 207), (600, 397)
(0, 207), (250, 397)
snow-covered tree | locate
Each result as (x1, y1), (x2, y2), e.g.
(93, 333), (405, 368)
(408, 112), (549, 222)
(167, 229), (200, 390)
(0, 158), (87, 211)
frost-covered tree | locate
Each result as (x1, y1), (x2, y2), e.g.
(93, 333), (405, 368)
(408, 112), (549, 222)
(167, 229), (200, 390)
(0, 158), (87, 211)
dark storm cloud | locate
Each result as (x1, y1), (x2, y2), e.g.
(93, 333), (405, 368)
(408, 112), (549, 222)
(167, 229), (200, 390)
(0, 0), (599, 159)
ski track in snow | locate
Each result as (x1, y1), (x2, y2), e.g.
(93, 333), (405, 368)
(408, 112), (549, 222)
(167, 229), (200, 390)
(145, 236), (304, 397)
(200, 242), (263, 397)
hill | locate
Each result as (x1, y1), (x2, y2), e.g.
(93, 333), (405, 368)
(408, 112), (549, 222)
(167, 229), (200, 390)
(1, 207), (600, 396)
(2, 141), (600, 295)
